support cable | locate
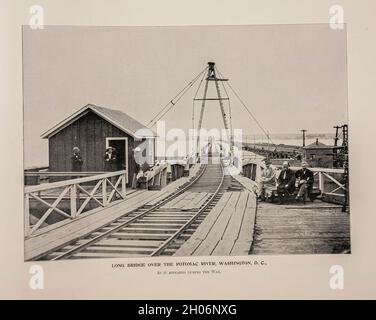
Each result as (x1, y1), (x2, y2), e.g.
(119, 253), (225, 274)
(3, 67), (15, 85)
(192, 70), (207, 131)
(215, 66), (276, 147)
(215, 66), (233, 140)
(147, 66), (208, 127)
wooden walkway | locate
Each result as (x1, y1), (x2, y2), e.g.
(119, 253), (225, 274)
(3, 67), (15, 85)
(25, 165), (350, 260)
(232, 173), (350, 255)
(174, 190), (257, 256)
(251, 201), (351, 255)
(25, 168), (200, 261)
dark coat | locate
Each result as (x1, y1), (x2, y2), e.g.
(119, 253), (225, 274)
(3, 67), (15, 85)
(104, 151), (117, 171)
(277, 168), (296, 192)
(71, 154), (83, 171)
(295, 168), (314, 187)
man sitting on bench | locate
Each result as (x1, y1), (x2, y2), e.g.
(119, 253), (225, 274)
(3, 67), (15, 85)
(276, 161), (296, 204)
(295, 160), (314, 202)
(258, 158), (277, 201)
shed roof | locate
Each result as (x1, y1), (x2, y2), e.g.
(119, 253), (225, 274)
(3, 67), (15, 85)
(41, 104), (157, 139)
(303, 140), (339, 150)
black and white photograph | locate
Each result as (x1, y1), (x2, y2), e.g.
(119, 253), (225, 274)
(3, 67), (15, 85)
(23, 24), (350, 261)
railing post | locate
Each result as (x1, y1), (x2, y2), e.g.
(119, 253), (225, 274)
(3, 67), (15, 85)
(157, 171), (162, 187)
(24, 193), (30, 237)
(70, 184), (77, 218)
(161, 168), (167, 188)
(319, 172), (325, 193)
(102, 178), (107, 206)
(121, 172), (126, 198)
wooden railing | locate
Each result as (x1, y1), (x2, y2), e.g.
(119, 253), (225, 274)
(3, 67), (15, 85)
(24, 171), (108, 185)
(242, 158), (347, 199)
(311, 168), (346, 198)
(24, 170), (127, 237)
(274, 166), (346, 198)
(136, 163), (168, 190)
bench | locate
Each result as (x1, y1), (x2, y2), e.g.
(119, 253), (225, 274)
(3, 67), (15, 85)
(265, 186), (321, 204)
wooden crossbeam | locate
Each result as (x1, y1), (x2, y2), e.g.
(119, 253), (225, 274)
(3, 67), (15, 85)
(25, 170), (126, 193)
(106, 176), (124, 203)
(328, 185), (346, 195)
(323, 172), (346, 190)
(24, 171), (128, 237)
(76, 180), (104, 216)
(29, 187), (71, 235)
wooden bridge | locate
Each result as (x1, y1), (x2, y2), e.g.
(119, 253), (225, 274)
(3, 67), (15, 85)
(23, 61), (350, 260)
(24, 152), (350, 260)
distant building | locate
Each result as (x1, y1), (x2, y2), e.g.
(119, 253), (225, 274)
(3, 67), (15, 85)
(41, 104), (157, 183)
(303, 138), (342, 168)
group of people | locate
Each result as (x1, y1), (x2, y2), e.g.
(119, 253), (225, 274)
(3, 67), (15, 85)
(258, 159), (314, 204)
(71, 146), (119, 172)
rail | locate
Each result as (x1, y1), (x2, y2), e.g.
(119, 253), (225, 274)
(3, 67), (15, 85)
(48, 164), (207, 260)
(24, 171), (107, 185)
(151, 159), (225, 256)
(24, 171), (107, 177)
(24, 170), (127, 237)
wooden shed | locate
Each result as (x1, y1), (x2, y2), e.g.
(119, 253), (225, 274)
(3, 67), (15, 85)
(303, 139), (342, 168)
(41, 104), (157, 183)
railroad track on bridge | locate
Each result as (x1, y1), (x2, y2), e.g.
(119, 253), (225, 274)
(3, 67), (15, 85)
(40, 155), (228, 260)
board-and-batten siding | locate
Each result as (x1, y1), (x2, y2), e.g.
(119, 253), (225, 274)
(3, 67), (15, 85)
(48, 111), (138, 178)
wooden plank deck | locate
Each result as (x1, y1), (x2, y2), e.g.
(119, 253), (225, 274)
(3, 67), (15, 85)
(174, 190), (257, 257)
(25, 171), (200, 261)
(251, 201), (351, 255)
(233, 173), (350, 255)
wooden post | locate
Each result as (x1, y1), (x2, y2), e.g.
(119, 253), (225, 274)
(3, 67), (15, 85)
(183, 162), (190, 177)
(24, 193), (30, 237)
(319, 172), (325, 193)
(171, 165), (176, 181)
(70, 184), (77, 218)
(158, 171), (162, 186)
(132, 173), (137, 189)
(121, 173), (126, 198)
(102, 178), (107, 206)
(161, 168), (167, 188)
(76, 184), (81, 213)
(154, 172), (161, 188)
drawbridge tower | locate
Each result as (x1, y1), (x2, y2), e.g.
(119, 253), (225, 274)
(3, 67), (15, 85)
(195, 62), (233, 156)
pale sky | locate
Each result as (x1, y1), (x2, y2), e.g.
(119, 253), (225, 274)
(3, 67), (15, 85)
(23, 25), (348, 167)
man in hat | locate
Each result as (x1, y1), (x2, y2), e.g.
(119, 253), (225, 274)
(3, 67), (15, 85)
(276, 161), (296, 204)
(258, 158), (276, 201)
(104, 147), (117, 172)
(295, 160), (314, 201)
(71, 147), (83, 172)
(104, 147), (118, 186)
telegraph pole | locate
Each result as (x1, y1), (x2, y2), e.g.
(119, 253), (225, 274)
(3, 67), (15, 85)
(333, 125), (341, 146)
(301, 129), (307, 147)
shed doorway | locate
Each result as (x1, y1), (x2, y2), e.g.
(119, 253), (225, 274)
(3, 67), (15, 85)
(106, 137), (128, 183)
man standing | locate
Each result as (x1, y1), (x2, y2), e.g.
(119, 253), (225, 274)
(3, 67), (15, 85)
(104, 147), (117, 172)
(295, 160), (314, 202)
(71, 147), (83, 172)
(104, 147), (118, 186)
(276, 161), (296, 204)
(258, 159), (276, 201)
